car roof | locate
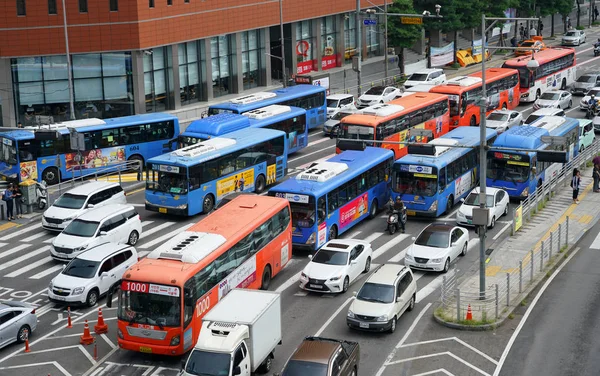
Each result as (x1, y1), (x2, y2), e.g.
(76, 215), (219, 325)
(320, 239), (367, 253)
(77, 243), (135, 262)
(76, 204), (134, 221)
(412, 68), (443, 74)
(327, 94), (353, 100)
(544, 90), (565, 94)
(290, 338), (340, 364)
(469, 187), (504, 195)
(366, 264), (407, 285)
(490, 109), (517, 115)
(423, 223), (454, 233)
(65, 181), (120, 196)
(530, 108), (563, 115)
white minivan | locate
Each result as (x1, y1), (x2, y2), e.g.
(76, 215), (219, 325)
(51, 204), (142, 261)
(42, 182), (126, 231)
(48, 243), (138, 307)
(326, 94), (357, 119)
(403, 68), (447, 89)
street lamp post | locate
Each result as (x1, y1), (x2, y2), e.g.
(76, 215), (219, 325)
(279, 0), (287, 88)
(384, 0), (388, 79)
(61, 0), (76, 120)
(356, 0), (363, 96)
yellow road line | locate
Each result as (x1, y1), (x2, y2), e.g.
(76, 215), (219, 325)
(127, 187), (145, 196)
(0, 222), (18, 232)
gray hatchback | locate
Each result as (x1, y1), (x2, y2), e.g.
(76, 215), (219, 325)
(0, 300), (37, 349)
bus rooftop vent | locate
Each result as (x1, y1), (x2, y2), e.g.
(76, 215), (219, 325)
(429, 138), (459, 157)
(146, 232), (227, 263)
(530, 115), (566, 132)
(361, 103), (404, 117)
(230, 92), (277, 105)
(243, 105), (291, 120)
(174, 137), (236, 158)
(61, 118), (107, 128)
(296, 161), (349, 182)
(446, 76), (482, 87)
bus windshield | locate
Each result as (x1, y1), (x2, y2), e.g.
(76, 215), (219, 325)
(505, 66), (530, 88)
(0, 137), (17, 165)
(341, 124), (375, 140)
(117, 289), (181, 327)
(487, 153), (530, 183)
(447, 94), (461, 116)
(147, 170), (188, 194)
(392, 166), (438, 197)
(290, 202), (315, 228)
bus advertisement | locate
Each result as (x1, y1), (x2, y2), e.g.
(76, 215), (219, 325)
(145, 128), (288, 215)
(268, 147), (394, 251)
(391, 127), (498, 217)
(207, 84), (327, 129)
(502, 47), (576, 103)
(111, 194), (292, 356)
(336, 93), (451, 160)
(0, 113), (179, 185)
(429, 68), (520, 128)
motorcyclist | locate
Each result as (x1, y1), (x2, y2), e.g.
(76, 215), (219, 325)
(595, 38), (600, 47)
(388, 197), (406, 233)
(589, 94), (598, 113)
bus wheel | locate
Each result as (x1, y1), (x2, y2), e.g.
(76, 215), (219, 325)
(128, 155), (144, 172)
(470, 116), (476, 127)
(368, 199), (378, 219)
(260, 265), (272, 290)
(203, 194), (215, 213)
(561, 78), (567, 90)
(446, 195), (454, 214)
(255, 174), (266, 193)
(42, 167), (60, 185)
(329, 225), (338, 241)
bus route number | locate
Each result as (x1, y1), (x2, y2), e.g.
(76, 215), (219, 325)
(195, 297), (210, 317)
(124, 282), (148, 293)
(129, 145), (140, 152)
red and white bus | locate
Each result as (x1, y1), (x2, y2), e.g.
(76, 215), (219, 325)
(109, 195), (292, 355)
(429, 68), (521, 128)
(502, 47), (576, 103)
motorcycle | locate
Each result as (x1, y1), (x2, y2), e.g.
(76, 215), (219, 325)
(587, 104), (600, 119)
(594, 44), (600, 57)
(387, 206), (407, 235)
(36, 180), (48, 210)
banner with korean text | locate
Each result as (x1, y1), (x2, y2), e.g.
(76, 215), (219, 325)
(430, 42), (454, 67)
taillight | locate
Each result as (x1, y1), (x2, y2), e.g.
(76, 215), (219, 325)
(137, 215), (140, 220)
(137, 257), (141, 261)
(31, 309), (36, 314)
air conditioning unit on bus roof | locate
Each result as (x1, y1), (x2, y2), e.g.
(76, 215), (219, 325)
(361, 104), (404, 117)
(428, 138), (459, 157)
(146, 231), (227, 263)
(296, 161), (349, 182)
(174, 137), (236, 158)
(530, 115), (565, 132)
(446, 76), (483, 87)
(230, 92), (277, 105)
(243, 105), (291, 120)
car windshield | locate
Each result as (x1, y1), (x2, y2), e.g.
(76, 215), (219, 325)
(147, 168), (188, 195)
(333, 112), (352, 121)
(365, 86), (385, 95)
(392, 165), (438, 197)
(409, 73), (428, 81)
(340, 124), (375, 141)
(282, 360), (328, 376)
(117, 288), (181, 327)
(62, 219), (99, 237)
(525, 114), (542, 124)
(184, 350), (231, 376)
(487, 153), (530, 183)
(541, 92), (560, 100)
(327, 99), (341, 107)
(53, 193), (87, 209)
(587, 89), (600, 96)
(577, 75), (595, 83)
(487, 113), (509, 122)
(415, 229), (450, 248)
(565, 31), (577, 36)
(464, 192), (495, 207)
(62, 258), (100, 279)
(357, 282), (395, 304)
(311, 249), (348, 265)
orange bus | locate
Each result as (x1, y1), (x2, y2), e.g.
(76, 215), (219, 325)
(336, 92), (451, 160)
(429, 68), (520, 128)
(108, 195), (292, 356)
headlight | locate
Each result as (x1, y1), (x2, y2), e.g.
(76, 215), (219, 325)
(306, 232), (316, 245)
(429, 200), (438, 211)
(63, 217), (74, 222)
(405, 254), (413, 261)
(117, 329), (124, 339)
(456, 211), (465, 218)
(347, 310), (355, 318)
(376, 314), (388, 322)
(72, 287), (85, 295)
(329, 275), (342, 281)
(48, 281), (53, 290)
(170, 335), (180, 346)
(176, 204), (188, 210)
(431, 258), (443, 263)
(74, 245), (88, 252)
(301, 272), (307, 279)
(522, 187), (529, 197)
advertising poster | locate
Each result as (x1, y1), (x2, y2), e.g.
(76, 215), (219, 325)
(281, 243), (290, 266)
(339, 193), (369, 230)
(430, 42), (455, 67)
(317, 222), (327, 248)
(216, 168), (255, 200)
(66, 146), (126, 171)
(514, 205), (523, 232)
(19, 161), (38, 181)
(454, 170), (473, 198)
(266, 164), (277, 185)
(218, 255), (257, 300)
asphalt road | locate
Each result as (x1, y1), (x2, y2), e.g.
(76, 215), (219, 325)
(1, 33), (600, 376)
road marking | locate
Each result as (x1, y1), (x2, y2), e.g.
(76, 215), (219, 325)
(101, 333), (117, 349)
(140, 222), (175, 239)
(416, 275), (444, 303)
(5, 256), (53, 277)
(0, 222), (42, 241)
(30, 264), (64, 280)
(0, 246), (49, 271)
(493, 246), (582, 376)
(386, 352), (492, 376)
(0, 222), (18, 232)
(493, 222), (512, 240)
(412, 370), (454, 376)
(362, 231), (384, 244)
(314, 297), (355, 336)
(139, 223), (194, 249)
(308, 137), (331, 147)
(373, 234), (409, 260)
(389, 244), (410, 263)
(289, 147), (335, 163)
(0, 361), (72, 376)
(346, 231), (361, 239)
(141, 220), (154, 227)
(589, 232), (600, 249)
(400, 337), (498, 365)
(44, 238), (54, 243)
(22, 231), (48, 242)
(0, 243), (29, 260)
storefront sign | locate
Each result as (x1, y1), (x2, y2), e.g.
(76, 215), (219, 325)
(297, 60), (314, 74)
(322, 55), (337, 70)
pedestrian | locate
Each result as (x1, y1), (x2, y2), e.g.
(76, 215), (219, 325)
(594, 164), (600, 192)
(519, 24), (525, 40)
(529, 25), (537, 37)
(2, 184), (14, 221)
(595, 6), (599, 21)
(17, 122), (23, 128)
(12, 184), (22, 219)
(511, 36), (518, 47)
(539, 21), (544, 36)
(568, 18), (572, 30)
(571, 168), (581, 204)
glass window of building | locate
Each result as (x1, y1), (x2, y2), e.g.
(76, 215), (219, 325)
(79, 0), (87, 12)
(344, 15), (356, 63)
(321, 16), (338, 70)
(17, 0), (26, 16)
(365, 14), (381, 57)
(144, 47), (173, 113)
(296, 21), (315, 74)
(109, 0), (118, 11)
(48, 0), (57, 15)
(211, 35), (235, 98)
(241, 30), (265, 90)
(178, 41), (207, 105)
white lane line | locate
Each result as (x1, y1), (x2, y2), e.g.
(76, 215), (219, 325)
(275, 273), (301, 293)
(308, 138), (331, 147)
(22, 232), (48, 242)
(590, 232), (600, 249)
(5, 256), (54, 278)
(373, 234), (410, 260)
(0, 246), (50, 272)
(580, 54), (600, 66)
(565, 105), (581, 114)
(44, 238), (54, 243)
(0, 243), (32, 260)
(362, 231), (385, 244)
(389, 245), (410, 263)
(139, 222), (175, 239)
(413, 271), (425, 282)
(493, 247), (582, 376)
(0, 223), (42, 241)
(30, 264), (64, 280)
(493, 222), (512, 240)
(289, 146), (335, 163)
(416, 275), (445, 303)
(139, 223), (195, 249)
(345, 231), (361, 239)
(314, 297), (355, 336)
(141, 220), (154, 227)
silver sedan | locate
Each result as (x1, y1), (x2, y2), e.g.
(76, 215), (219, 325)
(485, 110), (523, 133)
(533, 90), (573, 110)
(0, 300), (37, 349)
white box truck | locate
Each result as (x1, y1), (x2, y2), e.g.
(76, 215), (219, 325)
(181, 289), (282, 376)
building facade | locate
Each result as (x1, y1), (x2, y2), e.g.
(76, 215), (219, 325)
(0, 0), (386, 127)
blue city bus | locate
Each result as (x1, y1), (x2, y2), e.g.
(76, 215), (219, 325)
(268, 147), (394, 251)
(179, 105), (308, 154)
(391, 127), (498, 217)
(0, 113), (179, 185)
(487, 116), (579, 199)
(145, 128), (288, 216)
(207, 84), (327, 129)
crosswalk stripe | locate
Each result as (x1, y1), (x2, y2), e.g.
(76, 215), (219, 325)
(5, 256), (53, 278)
(141, 221), (154, 227)
(389, 245), (410, 263)
(139, 223), (195, 250)
(345, 231), (361, 239)
(0, 223), (42, 241)
(140, 222), (175, 239)
(22, 232), (48, 242)
(372, 234), (410, 260)
(0, 243), (33, 260)
(137, 250), (150, 258)
(362, 232), (385, 244)
(30, 265), (64, 280)
(44, 238), (54, 243)
(0, 246), (50, 272)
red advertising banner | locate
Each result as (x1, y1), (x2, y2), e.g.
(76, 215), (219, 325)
(297, 60), (314, 74)
(322, 55), (338, 70)
(339, 193), (369, 230)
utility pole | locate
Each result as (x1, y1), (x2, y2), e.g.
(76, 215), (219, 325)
(356, 0), (363, 96)
(279, 0), (287, 87)
(61, 0), (75, 120)
(384, 0), (389, 79)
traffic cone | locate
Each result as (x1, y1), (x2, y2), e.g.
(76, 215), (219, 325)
(466, 304), (473, 321)
(94, 308), (108, 334)
(66, 307), (72, 329)
(80, 320), (94, 345)
(24, 337), (30, 353)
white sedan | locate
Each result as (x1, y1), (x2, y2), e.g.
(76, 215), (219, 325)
(533, 90), (572, 110)
(299, 239), (373, 293)
(356, 86), (401, 108)
(456, 187), (510, 229)
(562, 30), (586, 46)
(485, 110), (523, 133)
(405, 224), (469, 273)
(580, 87), (600, 110)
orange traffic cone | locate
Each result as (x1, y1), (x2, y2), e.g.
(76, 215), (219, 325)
(24, 337), (30, 353)
(80, 320), (94, 345)
(66, 307), (72, 329)
(466, 304), (473, 321)
(94, 308), (108, 334)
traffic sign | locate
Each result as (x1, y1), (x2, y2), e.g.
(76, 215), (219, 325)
(363, 19), (377, 26)
(401, 17), (423, 25)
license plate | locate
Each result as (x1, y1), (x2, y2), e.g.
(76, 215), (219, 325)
(159, 208), (167, 214)
(309, 284), (323, 289)
(359, 322), (369, 328)
(53, 295), (65, 300)
(417, 264), (427, 268)
(407, 210), (416, 216)
(139, 346), (153, 353)
(467, 220), (472, 224)
(47, 223), (57, 227)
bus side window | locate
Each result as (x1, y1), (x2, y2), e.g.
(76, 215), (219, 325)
(439, 168), (446, 191)
(347, 180), (358, 201)
(183, 280), (195, 327)
(253, 222), (272, 250)
(317, 196), (327, 224)
(328, 191), (339, 212)
(337, 186), (348, 207)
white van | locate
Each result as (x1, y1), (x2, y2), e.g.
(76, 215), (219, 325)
(404, 68), (447, 88)
(51, 204), (142, 261)
(42, 182), (126, 231)
(326, 94), (357, 119)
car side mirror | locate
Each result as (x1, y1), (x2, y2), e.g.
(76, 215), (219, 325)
(308, 255), (313, 260)
(233, 366), (241, 376)
(451, 242), (457, 247)
(411, 237), (416, 241)
(101, 271), (109, 278)
(460, 198), (465, 202)
(87, 204), (95, 209)
(352, 291), (358, 296)
(396, 297), (401, 302)
(61, 264), (66, 270)
(351, 260), (358, 265)
(100, 231), (108, 236)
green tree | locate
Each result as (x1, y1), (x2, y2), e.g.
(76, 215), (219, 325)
(414, 0), (464, 63)
(387, 0), (423, 74)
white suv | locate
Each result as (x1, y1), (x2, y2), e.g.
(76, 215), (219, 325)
(346, 264), (417, 333)
(404, 68), (447, 88)
(327, 94), (357, 119)
(48, 243), (138, 307)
